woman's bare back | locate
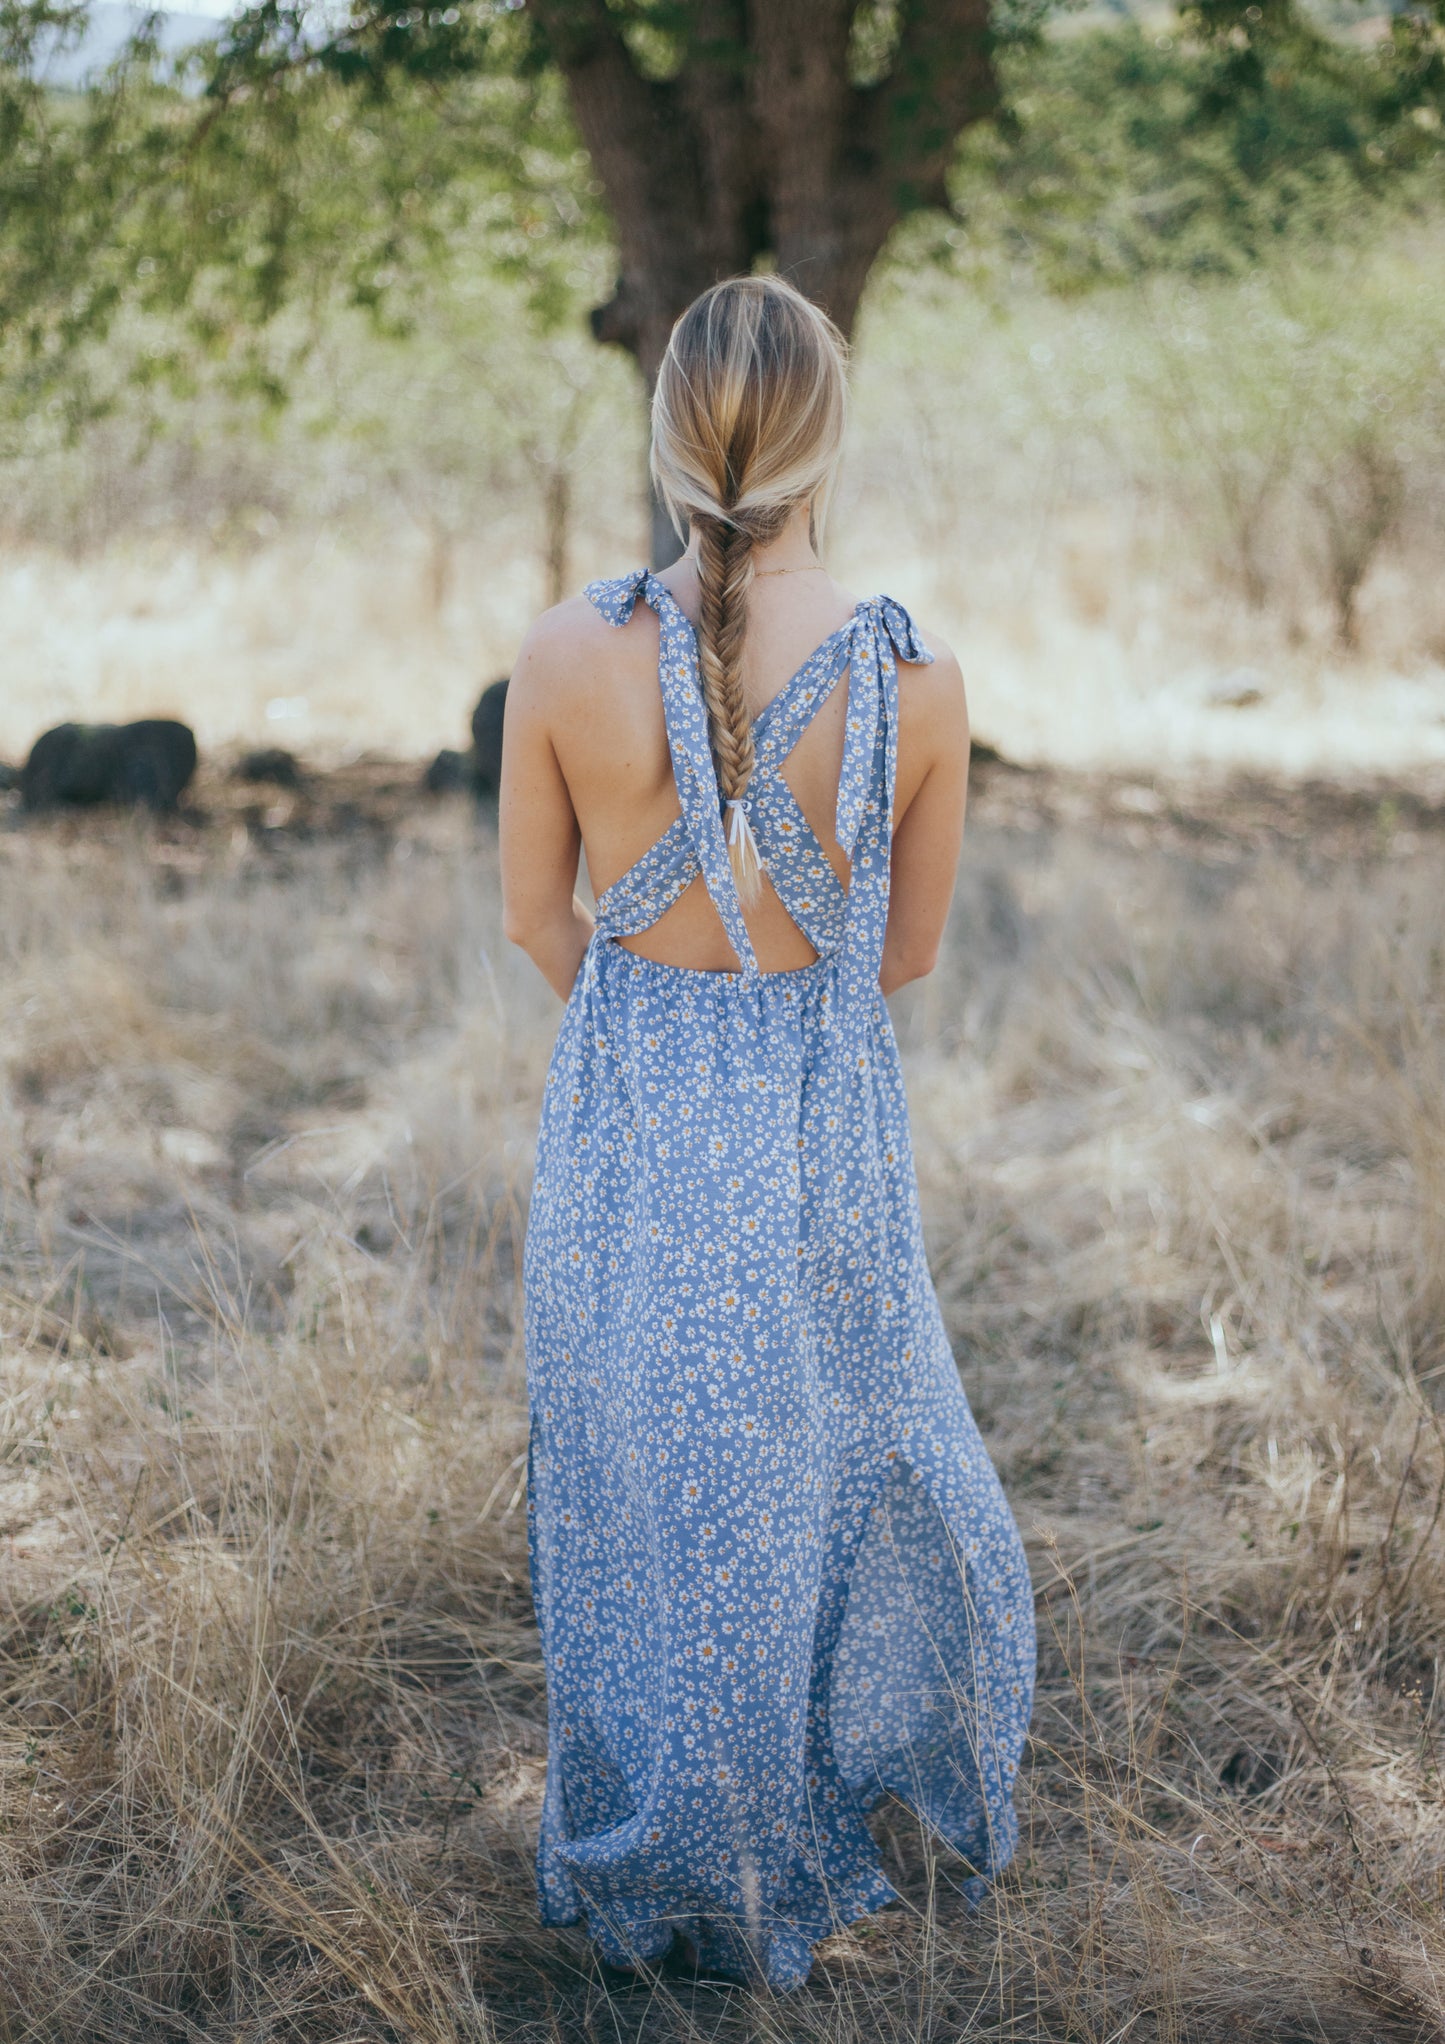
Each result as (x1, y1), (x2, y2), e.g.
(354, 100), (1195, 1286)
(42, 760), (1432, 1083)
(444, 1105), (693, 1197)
(510, 556), (965, 979)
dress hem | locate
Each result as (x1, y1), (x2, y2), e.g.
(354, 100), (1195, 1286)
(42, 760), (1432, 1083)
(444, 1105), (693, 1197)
(536, 1799), (1020, 1989)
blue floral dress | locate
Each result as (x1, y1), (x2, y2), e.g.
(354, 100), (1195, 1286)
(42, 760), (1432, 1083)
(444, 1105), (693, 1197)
(523, 570), (1034, 1987)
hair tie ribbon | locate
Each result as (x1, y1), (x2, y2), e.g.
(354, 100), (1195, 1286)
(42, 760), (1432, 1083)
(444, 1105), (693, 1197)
(725, 797), (764, 875)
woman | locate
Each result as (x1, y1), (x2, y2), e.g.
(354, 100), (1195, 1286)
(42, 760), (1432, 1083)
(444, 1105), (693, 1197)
(500, 276), (1034, 1988)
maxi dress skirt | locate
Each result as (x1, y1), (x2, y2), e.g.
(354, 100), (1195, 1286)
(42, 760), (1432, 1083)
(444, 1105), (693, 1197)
(523, 572), (1035, 1986)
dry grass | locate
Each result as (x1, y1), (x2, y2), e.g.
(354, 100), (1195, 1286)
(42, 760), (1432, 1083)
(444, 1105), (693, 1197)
(5, 517), (1445, 784)
(3, 766), (1445, 2041)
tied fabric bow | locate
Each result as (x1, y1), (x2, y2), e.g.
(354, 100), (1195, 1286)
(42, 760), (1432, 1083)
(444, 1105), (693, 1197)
(725, 797), (764, 874)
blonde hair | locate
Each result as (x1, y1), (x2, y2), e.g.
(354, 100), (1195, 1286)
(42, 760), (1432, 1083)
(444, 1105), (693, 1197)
(650, 275), (849, 902)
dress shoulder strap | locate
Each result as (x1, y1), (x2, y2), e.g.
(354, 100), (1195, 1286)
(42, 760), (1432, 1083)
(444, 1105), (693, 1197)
(832, 596), (934, 1007)
(583, 570), (760, 983)
(837, 595), (932, 848)
(583, 570), (652, 627)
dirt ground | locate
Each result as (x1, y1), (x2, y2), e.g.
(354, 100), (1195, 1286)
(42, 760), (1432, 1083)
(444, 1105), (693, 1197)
(11, 739), (1445, 863)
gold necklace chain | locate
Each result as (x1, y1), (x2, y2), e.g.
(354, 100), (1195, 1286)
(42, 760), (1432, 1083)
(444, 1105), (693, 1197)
(752, 562), (827, 579)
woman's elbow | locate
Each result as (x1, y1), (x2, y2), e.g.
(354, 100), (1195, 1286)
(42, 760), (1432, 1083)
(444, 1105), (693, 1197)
(882, 938), (941, 993)
(502, 901), (538, 952)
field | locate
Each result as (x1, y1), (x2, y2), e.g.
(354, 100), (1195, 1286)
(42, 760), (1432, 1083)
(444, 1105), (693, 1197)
(4, 0), (1445, 2026)
(5, 224), (1445, 785)
(4, 749), (1445, 2041)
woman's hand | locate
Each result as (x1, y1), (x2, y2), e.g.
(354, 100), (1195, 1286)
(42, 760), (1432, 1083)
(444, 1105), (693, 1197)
(507, 891), (595, 1003)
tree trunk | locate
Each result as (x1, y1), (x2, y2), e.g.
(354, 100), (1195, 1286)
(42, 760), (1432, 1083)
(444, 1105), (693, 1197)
(544, 465), (572, 607)
(650, 476), (682, 573)
(528, 0), (997, 563)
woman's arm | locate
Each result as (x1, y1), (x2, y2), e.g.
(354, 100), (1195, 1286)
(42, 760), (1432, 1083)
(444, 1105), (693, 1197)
(499, 614), (595, 1001)
(879, 641), (970, 997)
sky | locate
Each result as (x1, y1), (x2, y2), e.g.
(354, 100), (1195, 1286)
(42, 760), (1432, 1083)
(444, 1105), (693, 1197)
(37, 3), (225, 84)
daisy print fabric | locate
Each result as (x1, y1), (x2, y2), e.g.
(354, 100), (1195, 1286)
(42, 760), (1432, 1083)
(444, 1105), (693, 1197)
(523, 572), (1034, 1986)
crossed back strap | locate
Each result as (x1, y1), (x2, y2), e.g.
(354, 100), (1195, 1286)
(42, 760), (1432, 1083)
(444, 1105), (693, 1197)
(583, 570), (932, 994)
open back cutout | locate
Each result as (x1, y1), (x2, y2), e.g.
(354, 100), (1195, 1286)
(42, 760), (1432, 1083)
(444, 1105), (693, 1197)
(616, 670), (857, 973)
(583, 570), (931, 991)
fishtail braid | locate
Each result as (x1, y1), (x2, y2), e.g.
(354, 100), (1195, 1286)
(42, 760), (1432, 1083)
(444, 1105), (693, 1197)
(648, 276), (851, 905)
(695, 507), (788, 903)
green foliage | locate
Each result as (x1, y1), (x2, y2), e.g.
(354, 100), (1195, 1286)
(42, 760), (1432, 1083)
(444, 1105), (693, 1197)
(301, 247), (641, 585)
(1, 0), (1442, 447)
(934, 16), (1445, 287)
(0, 2), (606, 425)
(0, 197), (639, 590)
(856, 222), (1445, 644)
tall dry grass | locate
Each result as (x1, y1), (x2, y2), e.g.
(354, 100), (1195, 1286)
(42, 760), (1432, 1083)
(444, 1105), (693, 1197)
(3, 776), (1445, 2040)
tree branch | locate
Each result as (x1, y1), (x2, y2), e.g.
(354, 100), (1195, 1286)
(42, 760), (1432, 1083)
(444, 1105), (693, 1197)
(858, 0), (997, 210)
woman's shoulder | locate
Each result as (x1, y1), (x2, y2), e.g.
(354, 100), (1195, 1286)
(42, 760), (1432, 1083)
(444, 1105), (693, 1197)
(888, 613), (968, 752)
(846, 588), (962, 683)
(914, 624), (964, 688)
(510, 582), (660, 717)
(871, 597), (964, 695)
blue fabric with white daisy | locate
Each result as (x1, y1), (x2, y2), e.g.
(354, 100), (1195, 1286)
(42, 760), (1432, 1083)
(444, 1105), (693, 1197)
(523, 570), (1034, 1986)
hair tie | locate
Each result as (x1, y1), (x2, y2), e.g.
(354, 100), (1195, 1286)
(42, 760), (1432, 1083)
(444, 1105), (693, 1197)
(726, 797), (764, 876)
